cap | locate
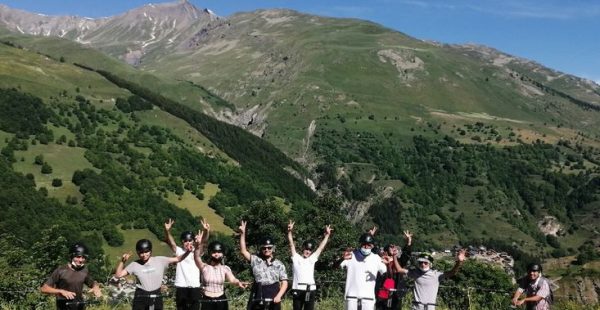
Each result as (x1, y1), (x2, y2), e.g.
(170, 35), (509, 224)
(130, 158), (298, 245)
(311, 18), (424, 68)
(417, 253), (433, 264)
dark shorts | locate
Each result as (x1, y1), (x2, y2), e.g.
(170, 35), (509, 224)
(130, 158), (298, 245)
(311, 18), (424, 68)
(201, 294), (229, 310)
(56, 298), (85, 310)
(248, 283), (281, 310)
(175, 287), (201, 310)
(133, 288), (163, 310)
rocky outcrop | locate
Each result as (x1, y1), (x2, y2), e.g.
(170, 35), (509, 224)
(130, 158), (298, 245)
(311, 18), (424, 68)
(538, 215), (562, 236)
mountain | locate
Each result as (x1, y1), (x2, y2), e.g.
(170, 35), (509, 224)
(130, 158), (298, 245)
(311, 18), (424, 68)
(0, 1), (218, 66)
(1, 3), (599, 298)
(2, 3), (599, 158)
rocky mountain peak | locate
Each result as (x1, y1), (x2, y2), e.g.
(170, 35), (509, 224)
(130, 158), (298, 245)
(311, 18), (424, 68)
(123, 0), (205, 22)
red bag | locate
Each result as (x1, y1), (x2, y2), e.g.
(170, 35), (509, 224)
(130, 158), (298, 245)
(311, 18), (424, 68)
(377, 277), (396, 299)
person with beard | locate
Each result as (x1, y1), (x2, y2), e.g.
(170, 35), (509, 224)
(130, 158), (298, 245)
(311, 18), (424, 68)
(511, 263), (552, 310)
(193, 230), (248, 310)
(41, 243), (102, 310)
(335, 233), (388, 310)
(164, 218), (209, 310)
(114, 239), (192, 310)
(239, 220), (288, 310)
(404, 250), (466, 310)
(287, 220), (333, 310)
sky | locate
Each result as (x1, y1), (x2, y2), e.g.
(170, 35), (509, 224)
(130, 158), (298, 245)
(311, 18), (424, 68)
(1, 0), (599, 84)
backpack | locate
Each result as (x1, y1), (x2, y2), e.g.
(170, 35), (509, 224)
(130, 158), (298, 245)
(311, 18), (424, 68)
(377, 277), (396, 299)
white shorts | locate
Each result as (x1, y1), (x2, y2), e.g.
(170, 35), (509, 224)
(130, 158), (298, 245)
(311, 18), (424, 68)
(344, 298), (375, 310)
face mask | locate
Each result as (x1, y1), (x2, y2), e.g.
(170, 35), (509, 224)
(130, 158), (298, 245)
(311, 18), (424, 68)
(360, 247), (372, 256)
(418, 265), (430, 272)
(210, 256), (223, 263)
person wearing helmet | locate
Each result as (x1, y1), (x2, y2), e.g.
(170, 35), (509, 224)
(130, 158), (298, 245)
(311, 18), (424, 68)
(239, 220), (288, 310)
(375, 230), (413, 310)
(164, 218), (209, 310)
(287, 220), (333, 310)
(114, 238), (192, 310)
(403, 249), (466, 310)
(335, 228), (388, 310)
(512, 263), (552, 310)
(193, 228), (249, 310)
(40, 243), (102, 310)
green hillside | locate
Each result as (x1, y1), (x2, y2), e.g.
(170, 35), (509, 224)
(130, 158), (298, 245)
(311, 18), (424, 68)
(0, 7), (599, 307)
(132, 10), (600, 160)
(0, 42), (316, 263)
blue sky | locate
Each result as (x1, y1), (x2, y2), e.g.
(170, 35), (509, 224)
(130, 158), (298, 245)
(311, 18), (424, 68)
(2, 0), (599, 84)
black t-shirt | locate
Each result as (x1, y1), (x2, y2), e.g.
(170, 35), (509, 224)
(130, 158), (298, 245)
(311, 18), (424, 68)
(44, 264), (95, 299)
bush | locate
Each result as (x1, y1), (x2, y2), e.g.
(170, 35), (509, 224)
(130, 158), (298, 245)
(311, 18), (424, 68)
(34, 154), (44, 165)
(51, 179), (63, 187)
(41, 162), (53, 174)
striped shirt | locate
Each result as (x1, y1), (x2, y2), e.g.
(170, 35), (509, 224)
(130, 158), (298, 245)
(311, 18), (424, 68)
(201, 264), (233, 294)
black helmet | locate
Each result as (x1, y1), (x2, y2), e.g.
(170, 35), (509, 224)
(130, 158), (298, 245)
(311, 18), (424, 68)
(258, 236), (275, 248)
(527, 263), (542, 272)
(358, 233), (375, 245)
(302, 240), (315, 251)
(136, 239), (152, 253)
(70, 243), (89, 258)
(208, 241), (224, 253)
(180, 231), (195, 242)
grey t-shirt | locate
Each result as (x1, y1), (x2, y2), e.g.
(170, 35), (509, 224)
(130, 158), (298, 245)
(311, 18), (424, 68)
(408, 269), (445, 308)
(125, 256), (171, 291)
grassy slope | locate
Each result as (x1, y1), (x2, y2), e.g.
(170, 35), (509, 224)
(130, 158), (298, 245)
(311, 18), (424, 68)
(140, 11), (600, 161)
(0, 29), (233, 111)
(164, 183), (234, 234)
(0, 41), (234, 238)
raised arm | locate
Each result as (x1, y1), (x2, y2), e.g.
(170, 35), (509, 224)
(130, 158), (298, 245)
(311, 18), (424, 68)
(382, 253), (408, 274)
(444, 249), (466, 278)
(368, 226), (378, 236)
(193, 230), (206, 269)
(400, 230), (413, 267)
(114, 253), (131, 278)
(200, 219), (210, 255)
(239, 221), (251, 261)
(389, 245), (403, 273)
(287, 220), (297, 256)
(313, 224), (332, 257)
(164, 218), (177, 253)
(333, 247), (353, 269)
(168, 241), (192, 264)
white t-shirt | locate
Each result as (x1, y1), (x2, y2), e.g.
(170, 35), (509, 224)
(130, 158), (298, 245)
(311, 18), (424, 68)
(340, 250), (387, 300)
(174, 246), (200, 288)
(291, 252), (319, 290)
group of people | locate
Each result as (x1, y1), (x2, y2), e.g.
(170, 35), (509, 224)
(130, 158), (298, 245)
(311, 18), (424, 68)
(40, 219), (553, 310)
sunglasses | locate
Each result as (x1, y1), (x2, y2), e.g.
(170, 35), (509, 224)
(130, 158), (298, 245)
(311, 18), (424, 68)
(418, 261), (430, 265)
(261, 246), (273, 251)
